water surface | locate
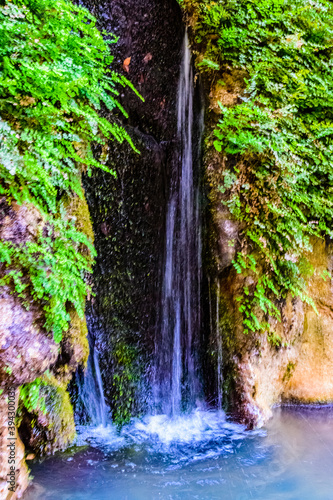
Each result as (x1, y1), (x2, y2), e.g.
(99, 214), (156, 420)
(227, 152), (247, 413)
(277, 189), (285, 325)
(24, 406), (333, 500)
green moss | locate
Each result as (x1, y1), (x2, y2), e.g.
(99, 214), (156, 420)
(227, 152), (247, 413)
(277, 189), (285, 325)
(68, 308), (89, 368)
(41, 373), (76, 448)
(112, 343), (140, 427)
(19, 372), (76, 454)
(63, 182), (95, 249)
(267, 332), (283, 348)
(283, 362), (296, 383)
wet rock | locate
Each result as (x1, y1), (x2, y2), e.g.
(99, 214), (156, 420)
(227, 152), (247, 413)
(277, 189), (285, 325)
(0, 198), (43, 245)
(222, 240), (333, 428)
(206, 154), (333, 427)
(18, 374), (76, 456)
(80, 0), (184, 419)
(283, 239), (333, 403)
(0, 289), (58, 388)
(0, 390), (28, 500)
(0, 198), (58, 387)
(181, 17), (333, 426)
(0, 186), (92, 498)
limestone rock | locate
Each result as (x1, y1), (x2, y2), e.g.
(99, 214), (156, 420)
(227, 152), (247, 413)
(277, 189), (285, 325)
(283, 239), (333, 403)
(0, 390), (29, 500)
(0, 289), (58, 388)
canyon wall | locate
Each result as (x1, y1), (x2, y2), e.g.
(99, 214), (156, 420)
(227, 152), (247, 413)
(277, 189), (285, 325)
(194, 33), (333, 428)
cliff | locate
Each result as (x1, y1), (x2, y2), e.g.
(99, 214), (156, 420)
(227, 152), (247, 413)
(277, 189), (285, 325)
(181, 0), (333, 427)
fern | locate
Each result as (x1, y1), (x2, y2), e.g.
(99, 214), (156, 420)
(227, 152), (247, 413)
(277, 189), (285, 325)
(0, 0), (140, 342)
(184, 0), (333, 337)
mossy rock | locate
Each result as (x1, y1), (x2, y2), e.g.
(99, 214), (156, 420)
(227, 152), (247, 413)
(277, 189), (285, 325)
(18, 373), (76, 456)
(62, 180), (95, 252)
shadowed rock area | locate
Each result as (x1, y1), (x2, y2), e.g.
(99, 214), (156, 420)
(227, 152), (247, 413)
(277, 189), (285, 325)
(80, 0), (184, 420)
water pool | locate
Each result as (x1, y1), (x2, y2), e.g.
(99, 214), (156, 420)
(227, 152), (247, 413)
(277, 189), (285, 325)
(24, 406), (333, 500)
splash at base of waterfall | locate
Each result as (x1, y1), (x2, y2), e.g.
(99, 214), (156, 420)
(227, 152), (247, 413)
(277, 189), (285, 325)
(25, 407), (333, 500)
(74, 408), (256, 454)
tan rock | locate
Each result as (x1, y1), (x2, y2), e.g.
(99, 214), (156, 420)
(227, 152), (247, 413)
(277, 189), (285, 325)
(0, 289), (58, 388)
(284, 239), (333, 403)
(0, 390), (29, 500)
(213, 217), (333, 428)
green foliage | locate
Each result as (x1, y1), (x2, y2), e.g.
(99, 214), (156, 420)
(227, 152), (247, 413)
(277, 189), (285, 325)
(19, 378), (47, 414)
(0, 0), (140, 342)
(186, 0), (333, 337)
(112, 343), (140, 427)
(283, 361), (296, 382)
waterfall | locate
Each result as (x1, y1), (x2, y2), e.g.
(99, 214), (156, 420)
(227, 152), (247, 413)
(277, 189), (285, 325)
(155, 32), (202, 415)
(77, 337), (109, 427)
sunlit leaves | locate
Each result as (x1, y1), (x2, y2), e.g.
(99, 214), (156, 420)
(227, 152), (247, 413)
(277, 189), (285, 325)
(187, 0), (333, 338)
(0, 0), (139, 342)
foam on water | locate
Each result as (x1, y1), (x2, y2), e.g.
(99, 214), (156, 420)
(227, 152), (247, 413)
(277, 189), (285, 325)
(75, 409), (263, 459)
(25, 407), (333, 500)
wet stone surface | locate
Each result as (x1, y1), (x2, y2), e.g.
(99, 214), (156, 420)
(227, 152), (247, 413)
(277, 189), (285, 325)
(79, 0), (184, 418)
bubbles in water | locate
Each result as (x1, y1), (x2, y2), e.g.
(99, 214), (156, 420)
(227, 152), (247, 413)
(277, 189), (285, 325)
(75, 408), (262, 461)
(26, 408), (333, 500)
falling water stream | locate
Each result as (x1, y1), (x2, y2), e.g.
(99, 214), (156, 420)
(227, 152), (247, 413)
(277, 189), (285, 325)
(154, 32), (202, 415)
(23, 34), (333, 500)
(77, 337), (109, 427)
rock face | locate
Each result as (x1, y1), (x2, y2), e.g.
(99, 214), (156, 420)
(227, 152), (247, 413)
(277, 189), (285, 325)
(0, 200), (55, 498)
(283, 239), (333, 403)
(80, 0), (184, 421)
(0, 193), (91, 497)
(0, 289), (58, 388)
(203, 77), (333, 428)
(0, 390), (28, 500)
(216, 238), (333, 428)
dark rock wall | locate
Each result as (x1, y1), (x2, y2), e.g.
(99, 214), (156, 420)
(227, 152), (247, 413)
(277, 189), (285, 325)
(81, 0), (184, 418)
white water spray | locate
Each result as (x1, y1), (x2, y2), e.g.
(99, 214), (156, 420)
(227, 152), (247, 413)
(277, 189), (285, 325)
(77, 343), (108, 427)
(156, 32), (202, 415)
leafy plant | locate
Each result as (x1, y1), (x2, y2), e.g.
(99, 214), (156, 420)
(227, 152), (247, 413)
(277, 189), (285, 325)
(19, 378), (47, 414)
(0, 0), (141, 342)
(184, 0), (333, 336)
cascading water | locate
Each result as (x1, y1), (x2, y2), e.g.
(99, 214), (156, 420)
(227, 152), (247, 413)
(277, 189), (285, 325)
(154, 32), (202, 415)
(76, 336), (108, 427)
